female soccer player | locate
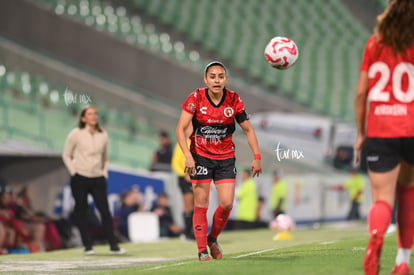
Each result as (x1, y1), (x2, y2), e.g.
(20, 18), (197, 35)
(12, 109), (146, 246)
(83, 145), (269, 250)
(63, 106), (124, 255)
(354, 1), (414, 274)
(176, 61), (262, 261)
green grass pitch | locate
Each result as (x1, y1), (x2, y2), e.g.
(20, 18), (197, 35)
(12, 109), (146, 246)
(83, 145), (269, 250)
(0, 222), (400, 275)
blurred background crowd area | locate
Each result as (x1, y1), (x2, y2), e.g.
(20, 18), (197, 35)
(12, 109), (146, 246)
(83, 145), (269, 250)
(0, 0), (386, 254)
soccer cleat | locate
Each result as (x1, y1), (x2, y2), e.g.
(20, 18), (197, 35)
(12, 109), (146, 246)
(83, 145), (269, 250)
(110, 247), (126, 255)
(198, 249), (211, 261)
(363, 230), (383, 275)
(207, 235), (222, 260)
(391, 263), (410, 274)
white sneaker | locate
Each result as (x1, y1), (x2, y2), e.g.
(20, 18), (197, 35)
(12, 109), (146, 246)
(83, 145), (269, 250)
(85, 249), (95, 255)
(386, 223), (397, 234)
(110, 247), (126, 255)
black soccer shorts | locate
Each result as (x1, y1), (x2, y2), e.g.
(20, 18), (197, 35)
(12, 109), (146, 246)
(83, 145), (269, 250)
(178, 176), (193, 194)
(364, 137), (414, 172)
(190, 153), (237, 184)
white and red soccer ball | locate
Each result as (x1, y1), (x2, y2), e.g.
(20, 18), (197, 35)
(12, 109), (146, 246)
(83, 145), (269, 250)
(264, 36), (299, 70)
(271, 214), (296, 231)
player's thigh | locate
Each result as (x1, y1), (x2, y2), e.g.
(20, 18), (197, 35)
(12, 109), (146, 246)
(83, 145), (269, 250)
(365, 138), (401, 205)
(213, 158), (236, 208)
(215, 182), (236, 209)
(368, 165), (399, 206)
(192, 182), (211, 207)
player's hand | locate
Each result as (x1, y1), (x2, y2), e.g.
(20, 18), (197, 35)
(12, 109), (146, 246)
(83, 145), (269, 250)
(251, 159), (262, 177)
(184, 155), (196, 176)
(354, 134), (365, 165)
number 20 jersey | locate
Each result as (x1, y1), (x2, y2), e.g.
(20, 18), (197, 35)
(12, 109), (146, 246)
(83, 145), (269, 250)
(360, 35), (414, 138)
(181, 87), (248, 160)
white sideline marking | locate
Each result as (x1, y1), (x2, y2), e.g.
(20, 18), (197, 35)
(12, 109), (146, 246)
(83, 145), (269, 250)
(143, 261), (188, 271)
(232, 248), (277, 259)
(0, 258), (167, 274)
(319, 241), (337, 245)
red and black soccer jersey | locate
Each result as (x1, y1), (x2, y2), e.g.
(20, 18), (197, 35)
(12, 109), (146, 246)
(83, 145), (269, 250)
(181, 87), (249, 160)
(360, 35), (414, 138)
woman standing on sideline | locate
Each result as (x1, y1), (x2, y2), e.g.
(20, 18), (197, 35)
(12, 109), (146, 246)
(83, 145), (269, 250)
(354, 1), (414, 274)
(63, 106), (125, 255)
(176, 61), (262, 261)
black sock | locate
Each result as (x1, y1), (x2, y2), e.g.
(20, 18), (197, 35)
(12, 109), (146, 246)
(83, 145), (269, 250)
(183, 211), (193, 236)
(207, 235), (216, 243)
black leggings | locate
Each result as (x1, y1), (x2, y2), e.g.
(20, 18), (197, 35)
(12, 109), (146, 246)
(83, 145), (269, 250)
(70, 174), (118, 249)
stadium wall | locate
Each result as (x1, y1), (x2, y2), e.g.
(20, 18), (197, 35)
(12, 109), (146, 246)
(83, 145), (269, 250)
(0, 0), (305, 114)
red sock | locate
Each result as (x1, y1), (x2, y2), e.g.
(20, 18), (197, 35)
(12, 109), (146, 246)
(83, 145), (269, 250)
(209, 205), (232, 239)
(397, 185), (414, 249)
(193, 207), (208, 253)
(367, 200), (392, 237)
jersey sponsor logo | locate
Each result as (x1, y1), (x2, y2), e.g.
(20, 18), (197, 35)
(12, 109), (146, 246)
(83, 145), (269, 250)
(194, 126), (228, 146)
(200, 107), (207, 114)
(367, 155), (379, 162)
(188, 103), (196, 112)
(200, 126), (228, 138)
(224, 107), (234, 118)
(208, 119), (224, 123)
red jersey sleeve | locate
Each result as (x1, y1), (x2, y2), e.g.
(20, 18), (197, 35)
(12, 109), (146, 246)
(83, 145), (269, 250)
(360, 35), (376, 72)
(234, 94), (246, 115)
(181, 89), (199, 115)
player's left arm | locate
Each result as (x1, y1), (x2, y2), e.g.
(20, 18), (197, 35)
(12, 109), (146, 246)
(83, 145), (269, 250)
(102, 134), (109, 179)
(239, 120), (262, 177)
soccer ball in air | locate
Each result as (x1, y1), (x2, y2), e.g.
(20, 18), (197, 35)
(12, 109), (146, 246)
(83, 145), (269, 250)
(264, 36), (299, 70)
(271, 214), (295, 231)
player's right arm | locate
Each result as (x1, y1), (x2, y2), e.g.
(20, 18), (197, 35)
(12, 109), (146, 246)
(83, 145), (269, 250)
(354, 71), (369, 164)
(62, 129), (77, 176)
(176, 110), (195, 176)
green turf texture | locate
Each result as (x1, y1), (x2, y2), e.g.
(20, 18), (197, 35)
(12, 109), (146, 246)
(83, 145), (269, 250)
(0, 222), (401, 275)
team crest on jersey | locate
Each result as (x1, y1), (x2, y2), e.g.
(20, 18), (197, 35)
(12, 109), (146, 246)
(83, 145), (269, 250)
(188, 103), (196, 112)
(224, 107), (234, 118)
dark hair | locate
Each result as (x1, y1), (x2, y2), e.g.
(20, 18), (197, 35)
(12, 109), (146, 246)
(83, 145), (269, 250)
(375, 0), (414, 54)
(204, 61), (227, 76)
(78, 106), (103, 132)
(159, 130), (169, 138)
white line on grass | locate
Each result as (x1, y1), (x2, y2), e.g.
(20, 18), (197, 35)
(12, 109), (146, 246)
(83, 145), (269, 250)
(232, 248), (277, 259)
(319, 241), (337, 245)
(143, 261), (188, 271)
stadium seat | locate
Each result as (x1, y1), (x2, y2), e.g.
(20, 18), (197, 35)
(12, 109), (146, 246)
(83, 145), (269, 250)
(0, 63), (158, 170)
(38, 0), (372, 121)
